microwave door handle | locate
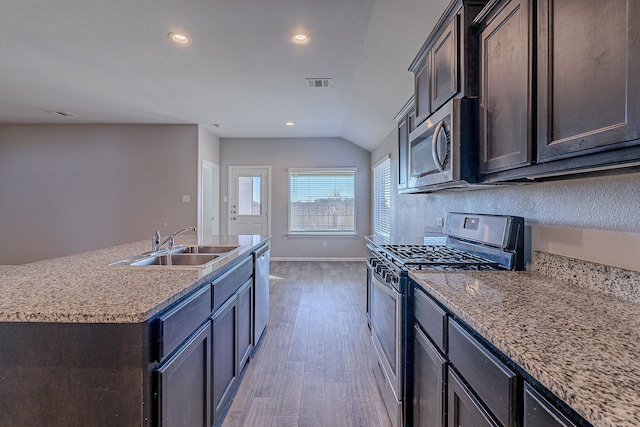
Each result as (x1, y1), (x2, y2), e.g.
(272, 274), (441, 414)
(431, 120), (446, 171)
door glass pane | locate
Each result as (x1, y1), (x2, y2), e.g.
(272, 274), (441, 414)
(238, 176), (261, 215)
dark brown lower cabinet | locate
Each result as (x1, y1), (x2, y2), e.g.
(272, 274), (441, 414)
(448, 368), (498, 427)
(412, 324), (446, 427)
(156, 323), (211, 427)
(524, 384), (577, 427)
(237, 278), (253, 371)
(212, 294), (238, 421)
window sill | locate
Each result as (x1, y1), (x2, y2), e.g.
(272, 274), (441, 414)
(287, 232), (358, 237)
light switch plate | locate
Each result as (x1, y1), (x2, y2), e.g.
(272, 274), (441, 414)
(182, 195), (190, 203)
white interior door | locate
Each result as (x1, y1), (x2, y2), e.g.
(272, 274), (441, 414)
(228, 166), (270, 235)
(200, 161), (219, 239)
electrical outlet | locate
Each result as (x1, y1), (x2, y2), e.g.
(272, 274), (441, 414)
(322, 241), (327, 248)
(436, 217), (444, 227)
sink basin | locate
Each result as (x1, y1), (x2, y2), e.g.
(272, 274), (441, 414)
(179, 245), (240, 254)
(108, 252), (220, 268)
(131, 253), (219, 266)
(108, 244), (240, 268)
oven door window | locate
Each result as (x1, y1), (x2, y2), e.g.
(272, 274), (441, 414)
(371, 275), (400, 374)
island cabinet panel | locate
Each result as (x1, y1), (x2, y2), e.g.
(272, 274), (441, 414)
(211, 294), (238, 421)
(0, 322), (151, 427)
(537, 0), (640, 162)
(156, 323), (211, 427)
(236, 278), (253, 371)
(156, 284), (211, 360)
(478, 0), (533, 174)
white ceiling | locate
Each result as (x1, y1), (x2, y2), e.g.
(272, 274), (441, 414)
(0, 0), (448, 151)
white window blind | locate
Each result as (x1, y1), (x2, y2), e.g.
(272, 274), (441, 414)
(372, 156), (391, 237)
(289, 168), (356, 234)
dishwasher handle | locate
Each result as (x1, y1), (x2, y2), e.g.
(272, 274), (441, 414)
(255, 244), (269, 259)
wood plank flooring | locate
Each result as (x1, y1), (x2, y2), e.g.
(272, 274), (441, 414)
(222, 261), (392, 427)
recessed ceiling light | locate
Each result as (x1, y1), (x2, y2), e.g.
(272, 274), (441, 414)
(168, 32), (191, 45)
(285, 121), (295, 126)
(290, 33), (310, 45)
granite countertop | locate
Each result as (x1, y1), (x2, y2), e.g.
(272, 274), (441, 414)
(0, 234), (270, 323)
(410, 255), (640, 427)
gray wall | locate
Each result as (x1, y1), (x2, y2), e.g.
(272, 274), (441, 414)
(220, 137), (370, 260)
(0, 124), (199, 264)
(372, 128), (640, 270)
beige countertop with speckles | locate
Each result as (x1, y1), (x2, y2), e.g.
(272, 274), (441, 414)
(0, 235), (270, 323)
(410, 252), (640, 427)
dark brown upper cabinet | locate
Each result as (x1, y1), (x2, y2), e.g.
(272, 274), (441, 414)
(477, 0), (533, 174)
(409, 0), (488, 127)
(476, 0), (640, 181)
(395, 97), (415, 191)
(537, 0), (640, 162)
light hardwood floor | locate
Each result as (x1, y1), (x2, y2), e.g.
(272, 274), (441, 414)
(222, 261), (392, 427)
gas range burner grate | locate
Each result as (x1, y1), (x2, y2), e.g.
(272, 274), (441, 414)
(379, 244), (503, 270)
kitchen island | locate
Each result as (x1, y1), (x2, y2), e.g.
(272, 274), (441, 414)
(0, 234), (270, 427)
(410, 252), (640, 427)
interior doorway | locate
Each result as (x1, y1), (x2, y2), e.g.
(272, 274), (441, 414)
(200, 160), (220, 239)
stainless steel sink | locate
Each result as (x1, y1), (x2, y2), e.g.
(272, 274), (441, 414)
(130, 253), (219, 266)
(108, 245), (239, 268)
(178, 245), (239, 254)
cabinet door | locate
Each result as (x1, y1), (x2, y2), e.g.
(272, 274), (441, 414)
(524, 384), (577, 427)
(212, 295), (237, 421)
(156, 323), (211, 427)
(431, 18), (458, 112)
(415, 54), (431, 125)
(479, 0), (533, 174)
(537, 0), (640, 162)
(237, 278), (253, 371)
(448, 368), (498, 427)
(412, 325), (446, 427)
(398, 114), (409, 189)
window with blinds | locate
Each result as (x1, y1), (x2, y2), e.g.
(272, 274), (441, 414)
(372, 156), (391, 237)
(288, 168), (356, 234)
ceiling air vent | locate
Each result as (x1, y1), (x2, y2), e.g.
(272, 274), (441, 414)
(306, 78), (331, 88)
(47, 111), (77, 117)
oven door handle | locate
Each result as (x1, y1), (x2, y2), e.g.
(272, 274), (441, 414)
(372, 271), (399, 297)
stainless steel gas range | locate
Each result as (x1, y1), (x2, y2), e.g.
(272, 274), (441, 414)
(365, 213), (525, 427)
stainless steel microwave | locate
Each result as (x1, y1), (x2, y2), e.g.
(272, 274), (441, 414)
(406, 97), (479, 192)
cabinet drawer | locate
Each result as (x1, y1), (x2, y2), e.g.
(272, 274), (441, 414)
(413, 286), (447, 353)
(157, 285), (211, 360)
(524, 384), (577, 427)
(213, 256), (252, 311)
(448, 319), (518, 427)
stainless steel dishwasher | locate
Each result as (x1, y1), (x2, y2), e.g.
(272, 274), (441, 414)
(253, 244), (270, 347)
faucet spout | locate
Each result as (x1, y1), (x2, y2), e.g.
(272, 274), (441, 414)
(160, 226), (197, 250)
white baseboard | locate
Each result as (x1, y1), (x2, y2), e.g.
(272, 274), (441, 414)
(270, 257), (365, 262)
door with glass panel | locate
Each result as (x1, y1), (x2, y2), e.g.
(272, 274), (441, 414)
(228, 166), (270, 235)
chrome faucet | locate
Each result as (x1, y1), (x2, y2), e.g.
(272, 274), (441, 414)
(159, 226), (197, 250)
(151, 223), (167, 252)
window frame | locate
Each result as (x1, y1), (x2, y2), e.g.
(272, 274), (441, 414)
(372, 155), (391, 238)
(287, 167), (357, 236)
